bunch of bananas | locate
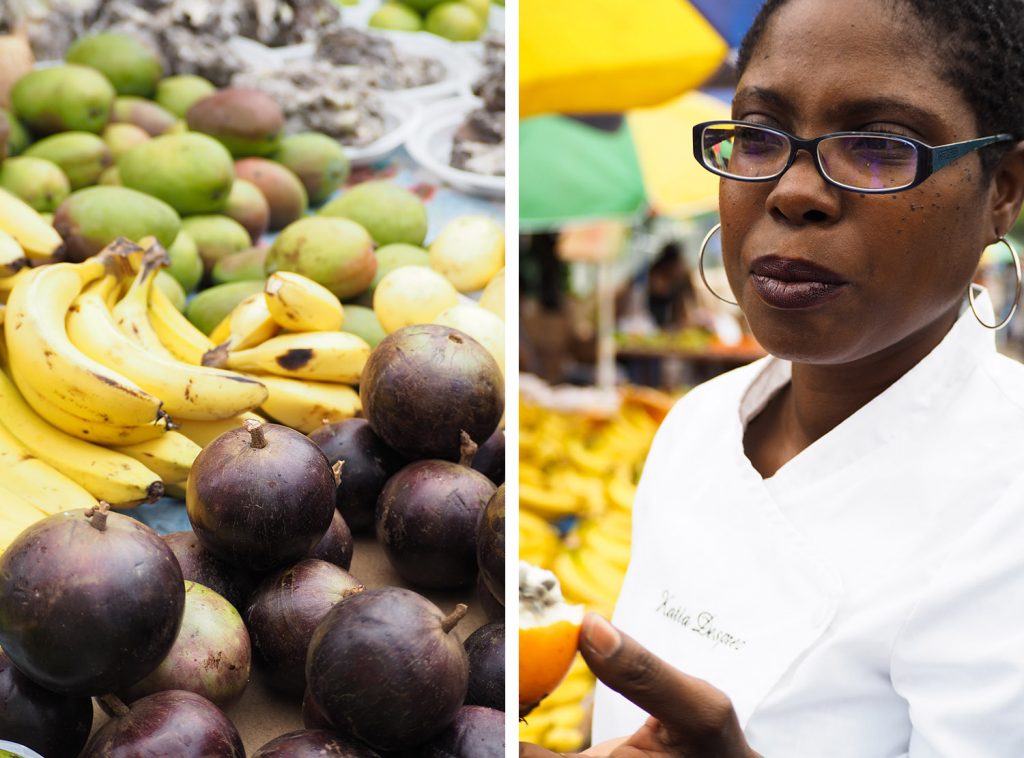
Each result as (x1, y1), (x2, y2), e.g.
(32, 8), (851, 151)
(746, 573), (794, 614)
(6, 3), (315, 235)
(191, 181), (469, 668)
(519, 389), (672, 752)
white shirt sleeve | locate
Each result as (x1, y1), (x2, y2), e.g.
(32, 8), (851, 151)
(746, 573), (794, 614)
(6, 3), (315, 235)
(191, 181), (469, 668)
(890, 477), (1024, 758)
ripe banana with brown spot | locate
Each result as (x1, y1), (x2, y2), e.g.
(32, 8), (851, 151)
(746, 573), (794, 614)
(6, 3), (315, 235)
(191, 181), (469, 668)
(0, 421), (98, 514)
(67, 272), (269, 421)
(209, 293), (279, 351)
(113, 431), (202, 486)
(0, 366), (164, 507)
(203, 331), (370, 384)
(264, 271), (344, 332)
(4, 250), (167, 427)
(256, 374), (361, 433)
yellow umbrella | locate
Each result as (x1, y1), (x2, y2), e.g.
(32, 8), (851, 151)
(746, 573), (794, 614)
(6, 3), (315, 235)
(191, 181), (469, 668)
(520, 0), (729, 118)
(626, 89), (731, 217)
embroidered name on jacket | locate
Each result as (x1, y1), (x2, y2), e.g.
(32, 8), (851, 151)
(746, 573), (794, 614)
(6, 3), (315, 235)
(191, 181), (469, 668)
(655, 591), (748, 651)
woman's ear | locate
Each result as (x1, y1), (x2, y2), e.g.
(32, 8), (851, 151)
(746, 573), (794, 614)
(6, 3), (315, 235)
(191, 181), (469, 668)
(990, 142), (1024, 239)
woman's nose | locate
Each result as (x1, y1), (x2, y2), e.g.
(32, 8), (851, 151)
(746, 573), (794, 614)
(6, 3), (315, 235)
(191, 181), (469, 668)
(765, 149), (842, 225)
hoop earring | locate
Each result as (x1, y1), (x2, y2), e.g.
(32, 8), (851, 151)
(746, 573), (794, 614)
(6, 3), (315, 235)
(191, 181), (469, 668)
(698, 223), (738, 306)
(969, 236), (1022, 330)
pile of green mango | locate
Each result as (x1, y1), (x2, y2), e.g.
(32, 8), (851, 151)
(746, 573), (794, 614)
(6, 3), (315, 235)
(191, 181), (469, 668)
(0, 30), (446, 347)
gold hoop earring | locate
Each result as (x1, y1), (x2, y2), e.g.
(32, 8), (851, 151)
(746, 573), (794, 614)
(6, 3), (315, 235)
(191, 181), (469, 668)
(969, 236), (1022, 330)
(698, 223), (738, 306)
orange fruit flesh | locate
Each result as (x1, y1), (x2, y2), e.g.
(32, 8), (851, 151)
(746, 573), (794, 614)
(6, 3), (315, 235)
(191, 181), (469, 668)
(519, 618), (582, 709)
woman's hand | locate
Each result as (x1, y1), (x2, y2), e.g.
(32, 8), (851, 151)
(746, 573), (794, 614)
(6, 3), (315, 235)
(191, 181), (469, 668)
(520, 613), (762, 758)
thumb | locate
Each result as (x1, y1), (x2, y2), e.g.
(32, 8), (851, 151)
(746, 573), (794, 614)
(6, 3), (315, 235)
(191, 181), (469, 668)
(579, 613), (740, 741)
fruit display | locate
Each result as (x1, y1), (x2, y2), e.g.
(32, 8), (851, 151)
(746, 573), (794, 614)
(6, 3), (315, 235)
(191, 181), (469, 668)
(369, 0), (496, 42)
(518, 385), (672, 750)
(0, 13), (505, 752)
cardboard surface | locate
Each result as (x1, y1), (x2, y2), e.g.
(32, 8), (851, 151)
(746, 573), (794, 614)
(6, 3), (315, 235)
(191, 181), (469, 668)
(90, 535), (492, 752)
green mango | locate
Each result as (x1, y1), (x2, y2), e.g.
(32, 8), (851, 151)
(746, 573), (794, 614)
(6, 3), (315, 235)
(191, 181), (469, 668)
(186, 280), (266, 335)
(266, 216), (376, 300)
(180, 215), (252, 275)
(155, 270), (187, 311)
(340, 304), (387, 348)
(119, 133), (235, 215)
(155, 75), (216, 119)
(23, 132), (112, 190)
(166, 230), (203, 293)
(52, 185), (181, 262)
(273, 132), (350, 206)
(102, 123), (150, 161)
(10, 65), (115, 134)
(65, 33), (163, 97)
(211, 245), (270, 285)
(0, 157), (71, 213)
(0, 109), (30, 155)
(320, 180), (427, 246)
(111, 97), (177, 137)
(186, 88), (284, 158)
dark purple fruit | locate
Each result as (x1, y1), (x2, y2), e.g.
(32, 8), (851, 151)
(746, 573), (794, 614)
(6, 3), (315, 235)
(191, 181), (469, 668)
(0, 505), (184, 695)
(0, 650), (92, 758)
(411, 706), (504, 758)
(307, 509), (354, 570)
(308, 418), (404, 533)
(360, 325), (503, 462)
(476, 484), (504, 605)
(82, 691), (244, 757)
(246, 559), (364, 697)
(476, 574), (503, 623)
(463, 623), (504, 711)
(121, 582), (252, 708)
(163, 530), (257, 611)
(302, 687), (334, 730)
(471, 428), (504, 485)
(253, 730), (382, 758)
(376, 450), (496, 590)
(187, 420), (337, 571)
(306, 587), (469, 751)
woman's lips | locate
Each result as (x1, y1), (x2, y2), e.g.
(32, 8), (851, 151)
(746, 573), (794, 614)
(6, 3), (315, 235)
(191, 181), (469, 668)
(748, 256), (847, 309)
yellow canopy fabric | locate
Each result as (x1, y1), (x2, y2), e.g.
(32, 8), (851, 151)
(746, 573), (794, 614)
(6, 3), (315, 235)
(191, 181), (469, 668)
(627, 89), (731, 217)
(520, 0), (729, 118)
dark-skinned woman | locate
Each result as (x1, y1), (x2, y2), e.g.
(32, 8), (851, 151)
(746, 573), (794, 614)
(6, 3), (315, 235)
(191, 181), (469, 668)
(522, 0), (1024, 755)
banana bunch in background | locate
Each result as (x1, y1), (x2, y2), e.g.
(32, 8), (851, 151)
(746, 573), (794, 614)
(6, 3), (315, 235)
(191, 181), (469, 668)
(519, 655), (596, 753)
(199, 270), (368, 433)
(519, 387), (673, 752)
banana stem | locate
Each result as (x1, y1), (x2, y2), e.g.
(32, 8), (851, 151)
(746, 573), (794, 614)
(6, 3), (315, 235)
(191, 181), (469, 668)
(441, 603), (468, 634)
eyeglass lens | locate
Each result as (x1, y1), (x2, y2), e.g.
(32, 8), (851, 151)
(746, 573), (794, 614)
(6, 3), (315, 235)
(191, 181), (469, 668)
(701, 124), (920, 190)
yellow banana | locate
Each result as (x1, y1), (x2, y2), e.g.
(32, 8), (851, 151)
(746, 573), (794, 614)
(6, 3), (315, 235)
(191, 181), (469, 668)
(203, 331), (370, 384)
(5, 252), (167, 427)
(67, 274), (269, 421)
(110, 253), (177, 361)
(552, 550), (614, 611)
(11, 369), (170, 445)
(0, 422), (97, 514)
(209, 293), (279, 351)
(0, 266), (33, 303)
(173, 411), (264, 449)
(576, 548), (627, 597)
(519, 482), (581, 520)
(543, 727), (588, 754)
(577, 521), (632, 571)
(0, 481), (48, 551)
(148, 282), (215, 365)
(607, 475), (637, 513)
(264, 271), (344, 332)
(113, 431), (201, 485)
(0, 230), (28, 276)
(0, 187), (63, 260)
(257, 374), (361, 433)
(0, 367), (164, 506)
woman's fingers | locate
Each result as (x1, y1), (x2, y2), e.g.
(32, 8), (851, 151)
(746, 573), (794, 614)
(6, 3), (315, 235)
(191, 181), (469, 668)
(520, 742), (583, 758)
(578, 613), (756, 756)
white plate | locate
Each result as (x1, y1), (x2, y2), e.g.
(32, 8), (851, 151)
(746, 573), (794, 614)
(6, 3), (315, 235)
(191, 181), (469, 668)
(365, 29), (483, 103)
(404, 96), (504, 198)
(346, 96), (422, 166)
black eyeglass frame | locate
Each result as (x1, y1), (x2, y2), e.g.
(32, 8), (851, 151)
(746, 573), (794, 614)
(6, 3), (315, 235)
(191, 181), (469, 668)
(692, 119), (1016, 193)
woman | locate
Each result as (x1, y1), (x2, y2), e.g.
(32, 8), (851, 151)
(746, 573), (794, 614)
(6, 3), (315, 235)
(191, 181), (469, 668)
(522, 0), (1024, 755)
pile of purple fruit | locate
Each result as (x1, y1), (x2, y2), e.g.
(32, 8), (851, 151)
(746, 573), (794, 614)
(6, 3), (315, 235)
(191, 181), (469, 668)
(0, 323), (505, 756)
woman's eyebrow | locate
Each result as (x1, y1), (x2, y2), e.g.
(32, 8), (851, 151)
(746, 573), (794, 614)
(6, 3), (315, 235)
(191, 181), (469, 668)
(733, 86), (790, 111)
(825, 97), (941, 129)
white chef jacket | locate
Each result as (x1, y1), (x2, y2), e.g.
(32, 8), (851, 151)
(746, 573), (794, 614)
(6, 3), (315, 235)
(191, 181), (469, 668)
(593, 292), (1024, 757)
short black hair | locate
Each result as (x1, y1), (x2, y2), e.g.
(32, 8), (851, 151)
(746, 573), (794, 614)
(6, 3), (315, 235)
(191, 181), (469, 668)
(736, 0), (1024, 174)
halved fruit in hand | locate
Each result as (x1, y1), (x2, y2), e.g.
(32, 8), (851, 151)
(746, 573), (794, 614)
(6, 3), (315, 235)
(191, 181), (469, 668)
(519, 560), (585, 717)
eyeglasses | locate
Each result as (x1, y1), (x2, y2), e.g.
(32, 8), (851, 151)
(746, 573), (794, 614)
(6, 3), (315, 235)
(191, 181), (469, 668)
(692, 120), (1015, 193)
